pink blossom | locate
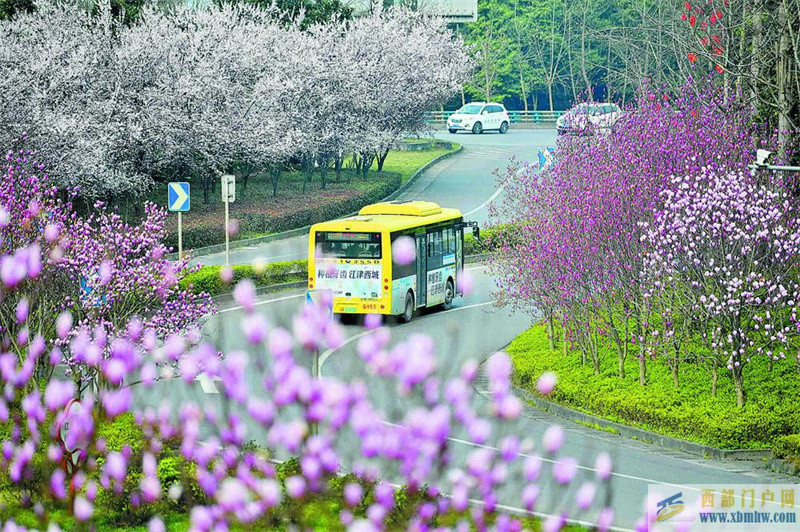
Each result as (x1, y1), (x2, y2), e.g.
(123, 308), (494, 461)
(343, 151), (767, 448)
(392, 236), (416, 265)
(536, 372), (557, 395)
(543, 425), (565, 454)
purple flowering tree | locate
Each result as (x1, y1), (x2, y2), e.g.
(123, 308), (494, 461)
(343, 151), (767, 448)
(0, 145), (213, 393)
(0, 264), (617, 529)
(492, 80), (784, 386)
(641, 168), (800, 406)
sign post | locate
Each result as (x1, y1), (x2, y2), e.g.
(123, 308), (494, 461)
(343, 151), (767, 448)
(305, 289), (333, 382)
(221, 175), (236, 266)
(168, 182), (191, 259)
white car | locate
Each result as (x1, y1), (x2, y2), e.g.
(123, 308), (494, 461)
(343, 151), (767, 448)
(556, 102), (622, 135)
(447, 102), (510, 134)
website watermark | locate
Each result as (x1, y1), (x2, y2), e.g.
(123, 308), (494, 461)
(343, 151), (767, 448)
(647, 484), (800, 531)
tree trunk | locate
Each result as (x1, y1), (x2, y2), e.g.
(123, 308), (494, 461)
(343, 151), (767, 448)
(563, 323), (569, 358)
(546, 315), (555, 350)
(579, 6), (593, 101)
(334, 156), (343, 181)
(547, 83), (555, 112)
(777, 0), (794, 156)
(732, 363), (745, 407)
(670, 344), (679, 390)
(711, 357), (718, 397)
(519, 67), (529, 113)
(376, 149), (390, 172)
(638, 355), (647, 386)
(270, 167), (280, 198)
(320, 161), (327, 190)
(751, 0), (762, 105)
(618, 353), (625, 380)
(302, 157), (313, 194)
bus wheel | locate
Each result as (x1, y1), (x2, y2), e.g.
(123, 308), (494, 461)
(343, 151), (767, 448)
(401, 292), (415, 323)
(443, 280), (454, 310)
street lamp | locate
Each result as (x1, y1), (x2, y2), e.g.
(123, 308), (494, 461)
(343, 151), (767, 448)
(748, 149), (800, 176)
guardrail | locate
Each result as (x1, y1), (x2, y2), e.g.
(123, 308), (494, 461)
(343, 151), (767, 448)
(425, 110), (566, 124)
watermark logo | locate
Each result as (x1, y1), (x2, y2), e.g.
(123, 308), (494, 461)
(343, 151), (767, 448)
(648, 484), (800, 531)
(656, 492), (685, 522)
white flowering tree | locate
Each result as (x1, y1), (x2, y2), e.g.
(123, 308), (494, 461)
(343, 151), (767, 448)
(0, 2), (152, 198)
(0, 2), (471, 200)
(642, 169), (800, 406)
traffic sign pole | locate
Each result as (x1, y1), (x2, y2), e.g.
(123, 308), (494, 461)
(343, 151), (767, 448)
(221, 174), (236, 267)
(224, 199), (230, 266)
(178, 212), (183, 260)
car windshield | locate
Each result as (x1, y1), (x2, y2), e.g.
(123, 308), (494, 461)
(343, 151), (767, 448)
(458, 104), (483, 115)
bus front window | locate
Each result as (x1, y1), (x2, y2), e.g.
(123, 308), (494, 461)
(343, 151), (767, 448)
(316, 232), (382, 259)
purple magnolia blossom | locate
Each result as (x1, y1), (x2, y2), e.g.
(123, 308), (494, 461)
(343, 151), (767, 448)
(391, 236), (416, 265)
(543, 425), (565, 454)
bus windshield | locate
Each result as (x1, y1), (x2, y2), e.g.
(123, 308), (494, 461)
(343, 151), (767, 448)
(316, 232), (382, 259)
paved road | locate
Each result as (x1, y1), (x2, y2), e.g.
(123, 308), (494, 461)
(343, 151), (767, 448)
(191, 129), (555, 266)
(148, 128), (795, 530)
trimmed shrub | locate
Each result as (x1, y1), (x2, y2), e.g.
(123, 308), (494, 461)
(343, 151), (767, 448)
(180, 261), (308, 297)
(508, 323), (800, 449)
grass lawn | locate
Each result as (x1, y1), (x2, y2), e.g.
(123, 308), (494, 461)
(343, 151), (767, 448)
(508, 322), (800, 450)
(368, 144), (457, 184)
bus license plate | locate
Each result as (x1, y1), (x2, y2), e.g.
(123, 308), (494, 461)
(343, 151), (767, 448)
(343, 306), (357, 312)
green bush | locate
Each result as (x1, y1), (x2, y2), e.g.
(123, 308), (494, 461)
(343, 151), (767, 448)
(773, 435), (800, 459)
(508, 323), (800, 449)
(181, 260), (308, 297)
(464, 223), (517, 255)
(97, 413), (145, 454)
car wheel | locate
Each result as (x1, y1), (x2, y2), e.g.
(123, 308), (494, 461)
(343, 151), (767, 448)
(442, 280), (454, 310)
(499, 121), (509, 134)
(448, 129), (457, 134)
(401, 291), (414, 323)
(472, 122), (483, 135)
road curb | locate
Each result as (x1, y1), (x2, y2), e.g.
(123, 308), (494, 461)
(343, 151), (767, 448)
(474, 359), (772, 462)
(211, 280), (307, 305)
(169, 144), (464, 261)
(510, 385), (773, 461)
(206, 252), (490, 303)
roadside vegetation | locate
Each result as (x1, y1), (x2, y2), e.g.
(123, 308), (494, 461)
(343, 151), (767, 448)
(508, 323), (799, 450)
(156, 144), (457, 250)
(493, 80), (800, 453)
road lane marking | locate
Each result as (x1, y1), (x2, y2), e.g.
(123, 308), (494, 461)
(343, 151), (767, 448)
(318, 300), (495, 370)
(382, 420), (708, 495)
(464, 165), (528, 217)
(218, 293), (305, 314)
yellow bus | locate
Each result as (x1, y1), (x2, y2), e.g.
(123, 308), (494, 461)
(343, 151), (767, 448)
(308, 201), (479, 323)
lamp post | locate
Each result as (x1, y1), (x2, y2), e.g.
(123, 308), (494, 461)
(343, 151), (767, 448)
(748, 149), (800, 176)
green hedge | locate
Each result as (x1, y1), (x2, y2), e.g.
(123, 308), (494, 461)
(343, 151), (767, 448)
(181, 261), (308, 297)
(464, 223), (516, 255)
(773, 435), (800, 459)
(168, 175), (400, 250)
(508, 323), (800, 449)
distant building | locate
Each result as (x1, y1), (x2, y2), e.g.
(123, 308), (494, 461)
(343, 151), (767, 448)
(342, 0), (477, 23)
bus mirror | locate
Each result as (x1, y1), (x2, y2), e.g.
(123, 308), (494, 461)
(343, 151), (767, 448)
(473, 227), (480, 239)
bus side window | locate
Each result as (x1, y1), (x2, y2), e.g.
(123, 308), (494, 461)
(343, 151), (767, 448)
(445, 228), (455, 253)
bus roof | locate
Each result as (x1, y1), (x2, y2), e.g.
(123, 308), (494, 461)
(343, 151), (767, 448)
(310, 201), (463, 233)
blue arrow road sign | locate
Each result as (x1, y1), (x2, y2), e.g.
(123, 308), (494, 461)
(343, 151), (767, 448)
(539, 147), (556, 172)
(168, 182), (190, 212)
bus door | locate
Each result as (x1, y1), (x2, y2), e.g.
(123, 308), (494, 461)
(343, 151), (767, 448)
(415, 234), (427, 307)
(455, 226), (463, 295)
